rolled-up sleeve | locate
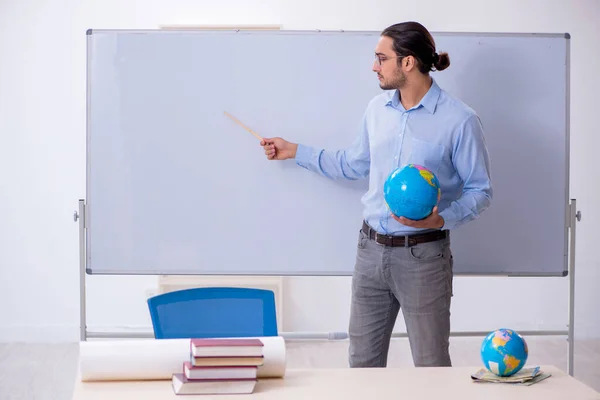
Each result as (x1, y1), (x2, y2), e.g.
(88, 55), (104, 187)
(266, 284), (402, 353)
(295, 115), (370, 181)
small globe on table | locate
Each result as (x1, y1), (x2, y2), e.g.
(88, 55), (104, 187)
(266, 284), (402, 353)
(383, 164), (441, 220)
(480, 328), (528, 377)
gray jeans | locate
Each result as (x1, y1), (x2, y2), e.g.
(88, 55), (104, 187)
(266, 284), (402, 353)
(348, 226), (453, 368)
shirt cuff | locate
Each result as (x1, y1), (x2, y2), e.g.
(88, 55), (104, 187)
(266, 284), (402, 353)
(439, 208), (454, 231)
(294, 143), (316, 168)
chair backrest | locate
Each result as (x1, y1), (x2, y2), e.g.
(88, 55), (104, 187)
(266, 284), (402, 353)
(147, 287), (278, 339)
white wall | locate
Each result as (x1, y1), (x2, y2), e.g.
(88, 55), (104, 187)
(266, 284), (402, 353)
(1, 0), (599, 342)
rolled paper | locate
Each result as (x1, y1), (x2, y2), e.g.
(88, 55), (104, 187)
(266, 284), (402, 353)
(79, 336), (286, 381)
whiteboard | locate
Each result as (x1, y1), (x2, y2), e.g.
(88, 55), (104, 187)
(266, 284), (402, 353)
(85, 29), (570, 276)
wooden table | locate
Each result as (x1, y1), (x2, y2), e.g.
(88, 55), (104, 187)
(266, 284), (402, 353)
(72, 365), (600, 399)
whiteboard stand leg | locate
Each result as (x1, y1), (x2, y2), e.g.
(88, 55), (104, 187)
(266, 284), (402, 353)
(74, 199), (87, 341)
(567, 198), (580, 377)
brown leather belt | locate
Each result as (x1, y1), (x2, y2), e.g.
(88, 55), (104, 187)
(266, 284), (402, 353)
(362, 221), (448, 247)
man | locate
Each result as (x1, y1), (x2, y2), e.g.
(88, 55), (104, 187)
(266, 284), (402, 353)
(260, 22), (492, 368)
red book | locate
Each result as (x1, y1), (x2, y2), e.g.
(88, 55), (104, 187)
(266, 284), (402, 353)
(190, 338), (264, 357)
(183, 361), (258, 380)
(172, 373), (257, 395)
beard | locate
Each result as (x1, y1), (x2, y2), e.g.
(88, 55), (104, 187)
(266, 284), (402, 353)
(379, 69), (406, 90)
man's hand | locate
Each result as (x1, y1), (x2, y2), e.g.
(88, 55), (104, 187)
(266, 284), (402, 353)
(260, 137), (298, 160)
(392, 206), (445, 229)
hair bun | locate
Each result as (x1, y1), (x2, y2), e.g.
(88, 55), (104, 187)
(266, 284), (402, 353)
(433, 52), (450, 71)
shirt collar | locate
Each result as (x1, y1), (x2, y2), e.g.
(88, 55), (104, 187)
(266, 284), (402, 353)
(385, 78), (441, 114)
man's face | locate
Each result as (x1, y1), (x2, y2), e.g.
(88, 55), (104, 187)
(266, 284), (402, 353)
(373, 36), (406, 90)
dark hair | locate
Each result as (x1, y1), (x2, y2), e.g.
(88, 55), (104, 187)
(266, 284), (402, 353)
(381, 21), (450, 73)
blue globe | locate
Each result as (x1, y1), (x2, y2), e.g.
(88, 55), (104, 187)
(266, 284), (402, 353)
(383, 164), (441, 220)
(480, 329), (528, 377)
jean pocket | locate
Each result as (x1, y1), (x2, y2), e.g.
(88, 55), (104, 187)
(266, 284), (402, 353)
(408, 241), (446, 262)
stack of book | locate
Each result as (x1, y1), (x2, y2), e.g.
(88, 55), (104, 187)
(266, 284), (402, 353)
(171, 338), (265, 395)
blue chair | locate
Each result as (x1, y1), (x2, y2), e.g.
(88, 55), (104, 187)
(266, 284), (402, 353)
(147, 287), (278, 339)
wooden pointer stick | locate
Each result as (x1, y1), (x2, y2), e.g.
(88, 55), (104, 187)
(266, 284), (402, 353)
(224, 111), (263, 141)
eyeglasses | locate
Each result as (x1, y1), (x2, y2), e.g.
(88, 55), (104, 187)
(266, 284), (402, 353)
(374, 54), (404, 66)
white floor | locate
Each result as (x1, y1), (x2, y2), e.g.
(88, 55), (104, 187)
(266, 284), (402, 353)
(0, 337), (598, 399)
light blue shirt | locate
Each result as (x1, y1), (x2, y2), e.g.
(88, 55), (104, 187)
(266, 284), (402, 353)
(295, 78), (493, 235)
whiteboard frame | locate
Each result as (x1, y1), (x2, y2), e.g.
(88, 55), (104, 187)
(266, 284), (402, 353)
(76, 28), (578, 376)
(83, 29), (571, 277)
